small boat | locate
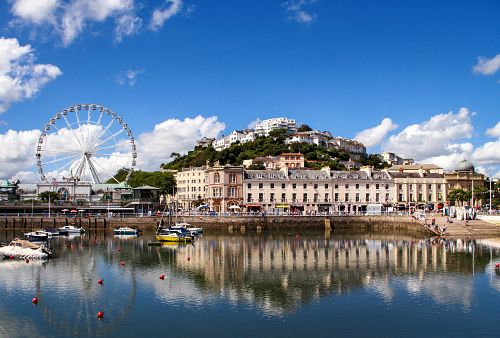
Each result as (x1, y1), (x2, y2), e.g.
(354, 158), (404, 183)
(156, 228), (193, 242)
(171, 223), (203, 236)
(43, 227), (63, 236)
(113, 227), (142, 236)
(0, 239), (52, 259)
(58, 225), (85, 234)
(24, 230), (53, 241)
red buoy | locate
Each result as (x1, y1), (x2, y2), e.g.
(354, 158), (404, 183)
(159, 274), (165, 280)
(495, 263), (500, 269)
(120, 261), (125, 266)
(9, 255), (14, 260)
(295, 234), (301, 240)
(97, 311), (104, 319)
(117, 248), (121, 252)
(98, 279), (104, 285)
(25, 259), (29, 264)
(32, 297), (38, 305)
(187, 257), (191, 261)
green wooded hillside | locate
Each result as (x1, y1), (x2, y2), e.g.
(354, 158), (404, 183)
(161, 130), (387, 171)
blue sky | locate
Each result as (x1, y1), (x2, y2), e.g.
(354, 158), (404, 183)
(1, 0), (500, 181)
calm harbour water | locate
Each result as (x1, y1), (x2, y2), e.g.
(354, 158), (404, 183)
(1, 229), (500, 338)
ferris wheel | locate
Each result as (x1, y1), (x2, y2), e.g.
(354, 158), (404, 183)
(36, 103), (137, 184)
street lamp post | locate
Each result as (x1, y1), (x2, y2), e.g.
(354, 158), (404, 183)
(48, 186), (51, 218)
(489, 171), (493, 215)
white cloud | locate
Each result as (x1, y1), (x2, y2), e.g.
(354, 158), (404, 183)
(116, 69), (144, 86)
(355, 118), (398, 148)
(60, 0), (136, 46)
(382, 108), (473, 166)
(0, 37), (62, 113)
(473, 53), (500, 75)
(486, 121), (500, 138)
(11, 0), (59, 24)
(282, 0), (317, 24)
(0, 129), (40, 179)
(10, 0), (142, 46)
(114, 13), (142, 43)
(471, 120), (500, 167)
(136, 115), (225, 170)
(9, 0), (188, 45)
(472, 140), (500, 165)
(247, 118), (262, 129)
(150, 0), (183, 31)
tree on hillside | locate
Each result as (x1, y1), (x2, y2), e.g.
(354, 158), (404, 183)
(297, 124), (313, 132)
(268, 128), (289, 141)
(359, 154), (388, 169)
(170, 152), (181, 160)
(248, 162), (266, 170)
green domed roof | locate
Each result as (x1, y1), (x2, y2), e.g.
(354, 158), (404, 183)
(455, 159), (475, 172)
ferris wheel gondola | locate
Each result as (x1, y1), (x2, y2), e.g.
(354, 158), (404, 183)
(36, 104), (137, 184)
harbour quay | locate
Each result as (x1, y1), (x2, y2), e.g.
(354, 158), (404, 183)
(1, 213), (500, 238)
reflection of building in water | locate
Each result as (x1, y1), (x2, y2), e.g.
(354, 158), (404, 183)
(173, 236), (499, 315)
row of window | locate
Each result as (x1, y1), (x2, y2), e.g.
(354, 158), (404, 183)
(212, 187), (238, 198)
(177, 179), (205, 184)
(212, 173), (238, 184)
(247, 183), (391, 190)
(398, 193), (443, 202)
(246, 192), (391, 203)
(398, 184), (443, 190)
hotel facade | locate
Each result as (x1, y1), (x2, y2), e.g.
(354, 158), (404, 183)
(174, 160), (484, 213)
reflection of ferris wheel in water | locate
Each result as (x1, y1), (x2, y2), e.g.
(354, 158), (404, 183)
(36, 104), (137, 183)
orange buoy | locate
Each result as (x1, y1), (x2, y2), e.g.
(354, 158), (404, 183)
(32, 297), (38, 304)
(159, 274), (165, 280)
(98, 279), (104, 285)
(97, 311), (104, 319)
(120, 261), (125, 266)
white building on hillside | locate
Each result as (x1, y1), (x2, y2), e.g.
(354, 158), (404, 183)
(329, 137), (366, 158)
(254, 117), (297, 136)
(213, 130), (256, 151)
(286, 130), (332, 148)
(380, 152), (414, 166)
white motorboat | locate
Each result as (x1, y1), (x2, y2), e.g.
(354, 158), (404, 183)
(0, 239), (52, 259)
(113, 227), (142, 236)
(58, 225), (85, 234)
(24, 230), (53, 241)
(171, 223), (203, 236)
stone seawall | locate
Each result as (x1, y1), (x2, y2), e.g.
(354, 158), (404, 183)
(0, 215), (429, 235)
(177, 215), (428, 234)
